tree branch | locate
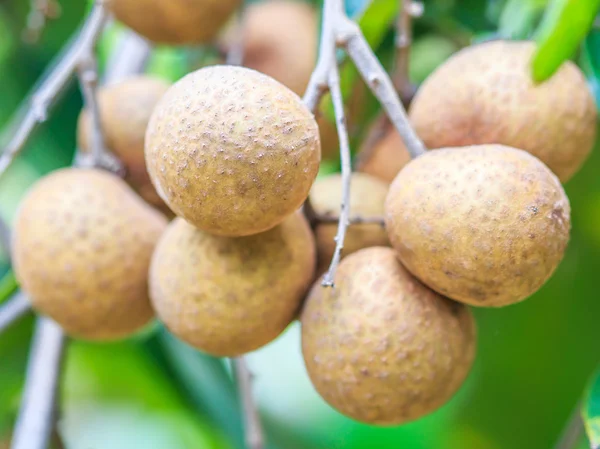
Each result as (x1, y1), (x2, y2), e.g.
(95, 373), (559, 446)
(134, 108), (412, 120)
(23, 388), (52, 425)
(314, 214), (385, 227)
(0, 291), (31, 335)
(103, 29), (152, 84)
(226, 8), (246, 66)
(392, 1), (423, 103)
(11, 317), (66, 449)
(302, 0), (425, 285)
(0, 2), (108, 179)
(232, 357), (264, 449)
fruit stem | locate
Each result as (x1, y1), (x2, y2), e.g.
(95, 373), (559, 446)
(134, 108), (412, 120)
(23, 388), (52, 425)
(225, 7), (246, 66)
(232, 357), (264, 449)
(0, 291), (31, 335)
(314, 214), (386, 227)
(0, 2), (108, 179)
(11, 317), (66, 449)
(392, 0), (422, 104)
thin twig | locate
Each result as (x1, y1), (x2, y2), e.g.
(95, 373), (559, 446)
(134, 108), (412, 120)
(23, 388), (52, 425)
(22, 0), (61, 43)
(11, 317), (66, 449)
(0, 2), (108, 179)
(76, 53), (123, 173)
(232, 358), (264, 449)
(103, 28), (153, 84)
(314, 214), (385, 227)
(0, 292), (31, 335)
(0, 216), (11, 260)
(340, 17), (425, 158)
(226, 7), (246, 66)
(392, 0), (412, 97)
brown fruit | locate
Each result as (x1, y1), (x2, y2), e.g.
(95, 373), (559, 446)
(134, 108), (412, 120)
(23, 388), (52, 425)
(356, 123), (412, 184)
(385, 144), (571, 307)
(12, 168), (168, 340)
(301, 247), (476, 425)
(77, 76), (171, 215)
(145, 65), (321, 237)
(409, 40), (597, 182)
(150, 211), (316, 356)
(106, 0), (240, 45)
(221, 0), (318, 96)
(309, 173), (389, 275)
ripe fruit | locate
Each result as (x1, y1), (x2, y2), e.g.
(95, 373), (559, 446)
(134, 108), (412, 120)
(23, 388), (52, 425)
(149, 211), (316, 356)
(12, 168), (167, 340)
(356, 124), (411, 184)
(309, 173), (389, 274)
(145, 65), (321, 237)
(409, 40), (597, 182)
(77, 76), (171, 214)
(220, 0), (318, 96)
(301, 247), (476, 425)
(385, 144), (571, 307)
(106, 0), (241, 45)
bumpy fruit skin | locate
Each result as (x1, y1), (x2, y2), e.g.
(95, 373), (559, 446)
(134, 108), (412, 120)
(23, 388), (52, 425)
(150, 211), (316, 356)
(106, 0), (240, 45)
(12, 168), (167, 340)
(409, 40), (597, 182)
(145, 65), (321, 237)
(221, 0), (318, 96)
(356, 126), (411, 184)
(78, 76), (171, 214)
(310, 173), (389, 274)
(301, 247), (476, 425)
(385, 144), (571, 307)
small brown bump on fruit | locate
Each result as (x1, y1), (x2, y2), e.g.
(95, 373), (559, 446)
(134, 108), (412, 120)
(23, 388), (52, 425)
(12, 168), (168, 340)
(78, 75), (172, 215)
(309, 173), (389, 275)
(150, 211), (316, 356)
(145, 65), (321, 237)
(106, 0), (240, 45)
(385, 144), (571, 307)
(301, 247), (476, 425)
(409, 40), (597, 182)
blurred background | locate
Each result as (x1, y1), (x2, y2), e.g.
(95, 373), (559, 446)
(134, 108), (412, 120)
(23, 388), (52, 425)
(0, 0), (599, 448)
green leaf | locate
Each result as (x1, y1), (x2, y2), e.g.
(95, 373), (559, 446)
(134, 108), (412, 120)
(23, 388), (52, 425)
(0, 270), (17, 304)
(583, 366), (600, 449)
(531, 0), (600, 82)
(498, 0), (548, 39)
(580, 30), (600, 111)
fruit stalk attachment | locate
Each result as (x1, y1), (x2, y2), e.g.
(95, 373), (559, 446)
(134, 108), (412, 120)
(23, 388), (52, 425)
(232, 357), (264, 449)
(303, 0), (425, 286)
(0, 291), (31, 335)
(0, 1), (108, 179)
(11, 317), (65, 449)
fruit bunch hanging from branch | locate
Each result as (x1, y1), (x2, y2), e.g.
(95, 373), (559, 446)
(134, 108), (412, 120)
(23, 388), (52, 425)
(0, 0), (598, 448)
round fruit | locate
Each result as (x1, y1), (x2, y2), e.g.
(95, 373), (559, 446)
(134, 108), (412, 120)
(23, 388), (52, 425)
(106, 0), (240, 45)
(149, 211), (316, 356)
(12, 168), (167, 340)
(409, 40), (597, 182)
(301, 247), (476, 425)
(385, 144), (571, 307)
(145, 65), (321, 237)
(220, 0), (318, 96)
(356, 124), (411, 184)
(309, 173), (389, 275)
(77, 76), (171, 214)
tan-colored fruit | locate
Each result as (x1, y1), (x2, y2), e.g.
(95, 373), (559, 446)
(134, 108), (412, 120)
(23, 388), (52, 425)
(385, 144), (571, 307)
(12, 168), (167, 340)
(220, 0), (318, 96)
(409, 40), (597, 182)
(150, 212), (315, 356)
(77, 76), (171, 215)
(106, 0), (240, 45)
(356, 124), (411, 184)
(145, 65), (321, 237)
(301, 247), (476, 425)
(309, 173), (389, 275)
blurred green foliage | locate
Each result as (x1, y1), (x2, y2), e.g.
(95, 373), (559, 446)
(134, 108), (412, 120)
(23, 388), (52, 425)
(584, 367), (600, 448)
(0, 0), (599, 449)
